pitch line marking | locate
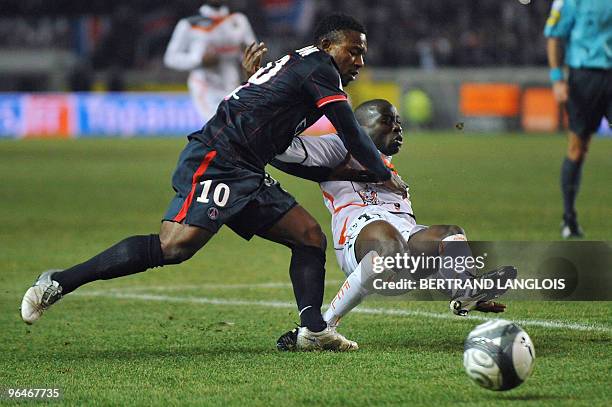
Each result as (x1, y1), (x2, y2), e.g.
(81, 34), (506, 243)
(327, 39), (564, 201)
(75, 290), (612, 334)
(107, 281), (342, 292)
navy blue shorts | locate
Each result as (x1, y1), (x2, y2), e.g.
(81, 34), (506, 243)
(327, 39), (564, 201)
(163, 139), (297, 240)
(567, 68), (612, 138)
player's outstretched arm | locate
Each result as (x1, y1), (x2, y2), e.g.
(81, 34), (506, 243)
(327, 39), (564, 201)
(321, 101), (391, 181)
(270, 159), (334, 183)
(164, 20), (203, 71)
(323, 101), (408, 195)
(546, 37), (568, 103)
(272, 154), (379, 183)
(543, 0), (574, 103)
(327, 154), (379, 182)
(272, 134), (379, 183)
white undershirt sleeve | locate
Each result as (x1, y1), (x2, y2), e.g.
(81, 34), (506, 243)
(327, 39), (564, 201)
(237, 13), (257, 47)
(275, 134), (348, 168)
(164, 19), (206, 71)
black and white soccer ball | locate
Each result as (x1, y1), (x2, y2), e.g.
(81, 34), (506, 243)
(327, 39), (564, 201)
(463, 319), (535, 391)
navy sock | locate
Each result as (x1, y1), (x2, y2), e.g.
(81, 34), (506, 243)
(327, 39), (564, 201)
(289, 245), (327, 332)
(53, 234), (164, 295)
(561, 157), (583, 220)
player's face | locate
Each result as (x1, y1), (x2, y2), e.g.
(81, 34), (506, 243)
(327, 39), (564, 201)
(324, 30), (367, 86)
(370, 105), (403, 156)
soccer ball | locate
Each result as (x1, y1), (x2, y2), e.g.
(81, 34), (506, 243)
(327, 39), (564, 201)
(463, 319), (535, 391)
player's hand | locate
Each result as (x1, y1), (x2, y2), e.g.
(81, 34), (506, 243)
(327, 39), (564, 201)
(381, 172), (408, 198)
(474, 301), (506, 313)
(242, 42), (268, 78)
(552, 80), (568, 103)
(202, 52), (220, 67)
(328, 154), (378, 182)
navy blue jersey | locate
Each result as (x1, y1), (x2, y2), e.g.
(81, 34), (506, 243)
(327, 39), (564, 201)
(189, 45), (348, 171)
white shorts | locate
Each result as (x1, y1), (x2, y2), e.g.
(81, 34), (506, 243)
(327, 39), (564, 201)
(188, 76), (229, 122)
(336, 207), (427, 276)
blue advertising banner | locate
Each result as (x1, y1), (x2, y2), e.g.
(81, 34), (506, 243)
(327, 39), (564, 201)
(0, 93), (203, 138)
(77, 93), (203, 137)
(0, 94), (24, 138)
(0, 92), (609, 138)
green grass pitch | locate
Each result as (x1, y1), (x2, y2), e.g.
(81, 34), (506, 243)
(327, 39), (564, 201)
(1, 133), (611, 406)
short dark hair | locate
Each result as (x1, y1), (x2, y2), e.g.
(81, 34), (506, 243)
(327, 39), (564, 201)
(313, 14), (367, 44)
(354, 99), (392, 125)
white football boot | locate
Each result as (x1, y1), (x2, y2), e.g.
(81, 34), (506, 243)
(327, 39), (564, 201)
(561, 218), (584, 239)
(295, 326), (359, 351)
(20, 270), (63, 324)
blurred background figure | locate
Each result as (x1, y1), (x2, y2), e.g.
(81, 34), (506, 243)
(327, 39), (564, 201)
(67, 59), (93, 91)
(0, 0), (609, 137)
(544, 0), (612, 239)
(91, 5), (138, 92)
(163, 0), (256, 122)
(0, 0), (555, 94)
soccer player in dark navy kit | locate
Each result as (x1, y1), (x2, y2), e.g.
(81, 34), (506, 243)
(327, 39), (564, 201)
(21, 14), (406, 351)
(544, 0), (612, 238)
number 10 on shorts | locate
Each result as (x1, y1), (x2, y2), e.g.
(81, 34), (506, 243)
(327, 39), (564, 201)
(197, 180), (230, 207)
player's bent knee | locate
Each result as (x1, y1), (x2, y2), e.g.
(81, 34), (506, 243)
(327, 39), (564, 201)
(356, 221), (406, 262)
(160, 240), (198, 264)
(299, 222), (327, 251)
(568, 148), (588, 162)
(444, 225), (465, 238)
(159, 221), (213, 265)
(567, 135), (590, 162)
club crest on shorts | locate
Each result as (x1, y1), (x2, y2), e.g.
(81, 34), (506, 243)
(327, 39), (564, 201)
(207, 207), (219, 220)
